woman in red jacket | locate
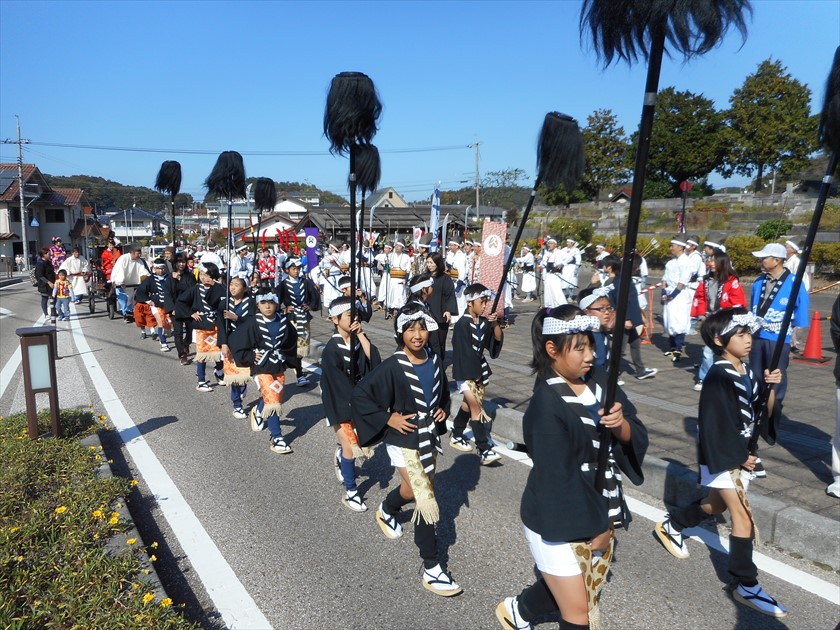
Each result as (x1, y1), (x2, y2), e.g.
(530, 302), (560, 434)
(691, 250), (746, 390)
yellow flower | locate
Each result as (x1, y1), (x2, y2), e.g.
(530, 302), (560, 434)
(109, 516), (119, 525)
(92, 509), (104, 519)
(16, 436), (23, 440)
(10, 527), (19, 533)
(95, 454), (102, 461)
(150, 554), (157, 562)
(99, 415), (107, 421)
(130, 480), (139, 487)
(16, 555), (23, 562)
(132, 582), (141, 590)
(110, 511), (119, 518)
(151, 541), (159, 549)
(160, 598), (173, 608)
(88, 446), (96, 451)
(54, 506), (67, 514)
(142, 592), (155, 604)
(126, 538), (137, 545)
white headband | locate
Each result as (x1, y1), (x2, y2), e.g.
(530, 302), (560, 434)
(579, 287), (611, 310)
(670, 239), (688, 247)
(255, 292), (279, 304)
(411, 278), (433, 292)
(152, 262), (166, 268)
(284, 258), (302, 269)
(542, 314), (601, 336)
(465, 288), (491, 302)
(704, 241), (726, 253)
(396, 310), (439, 333)
(686, 239), (699, 247)
(721, 312), (780, 336)
(785, 240), (801, 253)
(328, 301), (352, 318)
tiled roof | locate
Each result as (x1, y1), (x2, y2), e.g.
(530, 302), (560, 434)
(0, 163), (39, 201)
(51, 187), (85, 205)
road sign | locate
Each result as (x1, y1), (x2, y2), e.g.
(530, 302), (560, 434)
(679, 180), (693, 192)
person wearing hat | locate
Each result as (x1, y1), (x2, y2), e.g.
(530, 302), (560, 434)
(557, 238), (582, 301)
(58, 247), (90, 304)
(258, 247), (276, 287)
(198, 241), (224, 276)
(515, 245), (537, 302)
(277, 257), (320, 386)
(469, 240), (482, 284)
(749, 242), (810, 410)
(101, 238), (121, 286)
(386, 241), (411, 316)
(412, 240), (431, 278)
(446, 240), (468, 315)
(685, 237), (706, 335)
(358, 240), (377, 298)
(229, 244), (253, 281)
(338, 275), (372, 323)
(540, 238), (567, 309)
(661, 238), (694, 362)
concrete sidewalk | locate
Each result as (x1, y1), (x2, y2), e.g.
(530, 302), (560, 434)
(304, 278), (840, 571)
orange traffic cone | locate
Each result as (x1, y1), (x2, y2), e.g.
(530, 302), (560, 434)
(793, 311), (830, 364)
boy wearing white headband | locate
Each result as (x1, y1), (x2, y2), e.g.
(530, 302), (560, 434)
(321, 296), (381, 512)
(229, 287), (298, 454)
(450, 283), (503, 464)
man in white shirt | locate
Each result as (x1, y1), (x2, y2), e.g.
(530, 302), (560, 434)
(558, 238), (582, 300)
(540, 238), (567, 308)
(229, 244), (253, 280)
(111, 244), (150, 320)
(446, 240), (468, 314)
(661, 238), (694, 363)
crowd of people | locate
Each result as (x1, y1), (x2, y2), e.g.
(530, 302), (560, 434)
(27, 229), (839, 628)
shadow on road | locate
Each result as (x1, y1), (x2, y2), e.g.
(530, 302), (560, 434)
(136, 415), (179, 435)
(282, 402), (324, 445)
(434, 453), (481, 566)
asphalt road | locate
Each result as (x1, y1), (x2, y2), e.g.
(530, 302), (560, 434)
(1, 281), (837, 630)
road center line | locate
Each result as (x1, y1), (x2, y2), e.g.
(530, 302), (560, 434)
(68, 305), (273, 629)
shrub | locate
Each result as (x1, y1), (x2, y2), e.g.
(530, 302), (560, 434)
(811, 242), (840, 274)
(755, 218), (793, 240)
(725, 234), (767, 275)
(0, 410), (193, 628)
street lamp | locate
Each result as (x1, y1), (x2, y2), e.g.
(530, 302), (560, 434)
(16, 326), (60, 439)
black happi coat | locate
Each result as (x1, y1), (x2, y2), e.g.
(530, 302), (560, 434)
(174, 282), (225, 329)
(698, 359), (780, 475)
(427, 274), (457, 324)
(135, 273), (177, 312)
(352, 351), (451, 450)
(275, 276), (321, 315)
(228, 313), (297, 376)
(520, 369), (647, 543)
(216, 294), (255, 347)
(321, 334), (382, 425)
(451, 315), (503, 382)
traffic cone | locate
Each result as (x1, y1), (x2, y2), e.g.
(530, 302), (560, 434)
(793, 311), (830, 364)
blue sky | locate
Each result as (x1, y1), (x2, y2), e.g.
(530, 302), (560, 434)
(1, 1), (837, 204)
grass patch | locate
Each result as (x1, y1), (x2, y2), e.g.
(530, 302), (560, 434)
(0, 409), (194, 628)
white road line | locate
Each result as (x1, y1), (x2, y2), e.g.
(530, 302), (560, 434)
(0, 314), (45, 399)
(67, 305), (273, 629)
(491, 444), (840, 606)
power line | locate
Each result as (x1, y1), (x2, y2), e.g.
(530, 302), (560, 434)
(28, 141), (470, 156)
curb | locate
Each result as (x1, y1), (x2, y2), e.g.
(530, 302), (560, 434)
(80, 433), (168, 600)
(303, 342), (840, 571)
(483, 398), (840, 572)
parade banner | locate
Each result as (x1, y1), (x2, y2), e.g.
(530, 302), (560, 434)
(479, 221), (507, 318)
(304, 227), (319, 271)
(429, 184), (441, 251)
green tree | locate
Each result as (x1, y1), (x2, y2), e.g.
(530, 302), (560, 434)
(647, 87), (727, 194)
(723, 58), (816, 192)
(754, 218), (793, 240)
(480, 168), (529, 210)
(581, 109), (630, 202)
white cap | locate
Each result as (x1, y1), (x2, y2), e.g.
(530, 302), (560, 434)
(752, 243), (786, 259)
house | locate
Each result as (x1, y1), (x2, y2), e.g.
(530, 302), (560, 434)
(104, 207), (169, 242)
(0, 163), (92, 260)
(364, 187), (408, 208)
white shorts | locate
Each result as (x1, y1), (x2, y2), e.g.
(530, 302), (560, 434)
(523, 525), (581, 577)
(700, 465), (752, 492)
(386, 443), (405, 468)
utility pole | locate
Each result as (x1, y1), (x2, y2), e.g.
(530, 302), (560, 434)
(469, 140), (481, 222)
(2, 117), (33, 269)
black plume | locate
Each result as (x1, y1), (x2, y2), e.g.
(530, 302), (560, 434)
(536, 113), (585, 191)
(205, 151), (246, 199)
(819, 46), (840, 154)
(324, 72), (382, 155)
(154, 161), (181, 197)
(254, 177), (277, 212)
(354, 144), (381, 193)
(580, 0), (750, 65)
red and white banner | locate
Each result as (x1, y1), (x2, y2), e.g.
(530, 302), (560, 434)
(479, 221), (507, 318)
